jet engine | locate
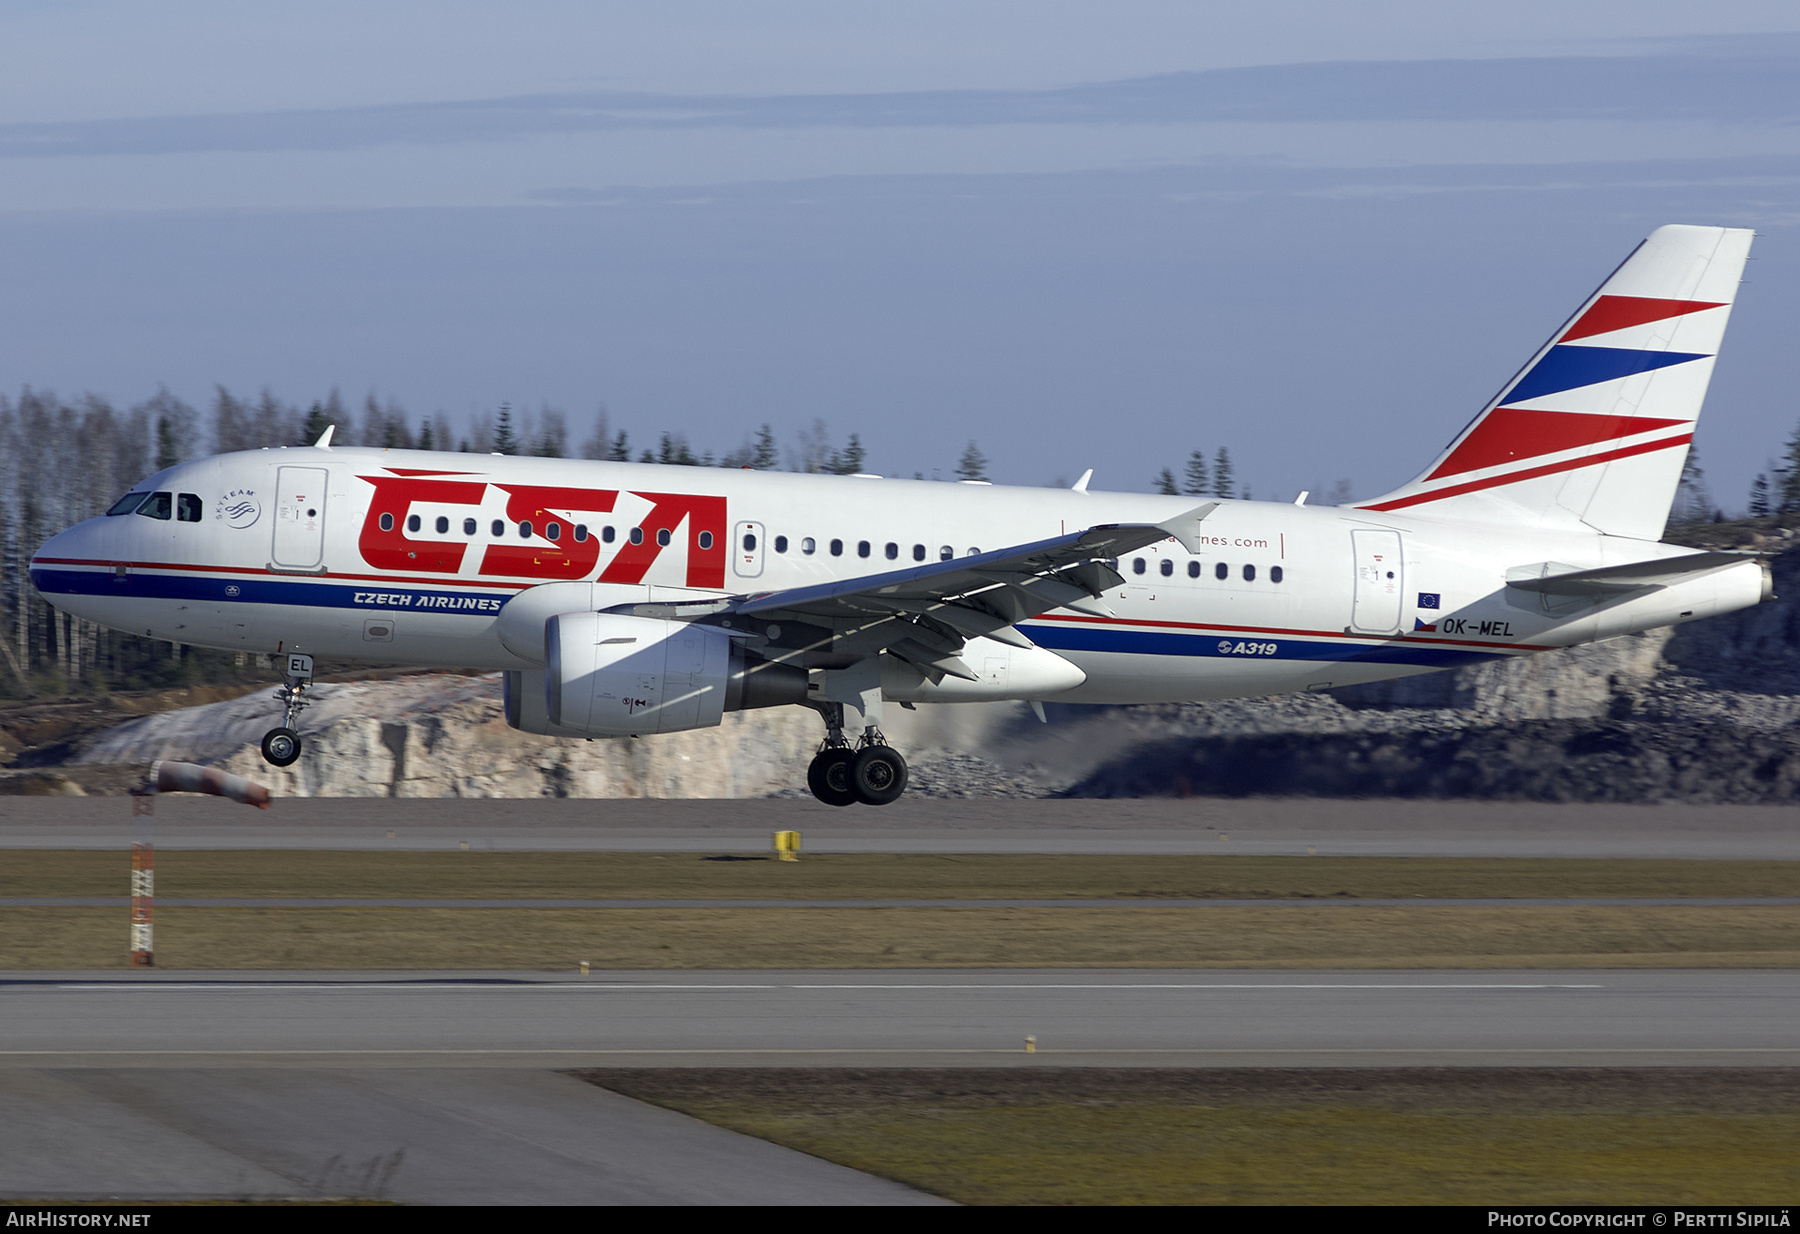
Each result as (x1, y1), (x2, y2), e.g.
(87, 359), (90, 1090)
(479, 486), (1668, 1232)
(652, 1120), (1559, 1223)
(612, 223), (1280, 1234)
(504, 612), (807, 738)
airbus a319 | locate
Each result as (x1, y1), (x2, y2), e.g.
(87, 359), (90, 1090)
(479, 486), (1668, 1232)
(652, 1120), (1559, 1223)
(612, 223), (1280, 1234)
(31, 225), (1769, 805)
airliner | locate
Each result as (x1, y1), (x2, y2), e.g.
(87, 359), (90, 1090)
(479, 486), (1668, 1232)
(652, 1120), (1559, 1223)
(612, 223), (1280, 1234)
(30, 225), (1769, 805)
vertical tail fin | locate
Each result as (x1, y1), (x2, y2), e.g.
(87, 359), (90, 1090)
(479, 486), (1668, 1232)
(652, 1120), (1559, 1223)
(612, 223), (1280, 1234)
(1358, 225), (1753, 540)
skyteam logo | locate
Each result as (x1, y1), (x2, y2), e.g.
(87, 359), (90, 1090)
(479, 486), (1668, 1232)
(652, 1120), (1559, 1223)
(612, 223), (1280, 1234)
(217, 488), (261, 529)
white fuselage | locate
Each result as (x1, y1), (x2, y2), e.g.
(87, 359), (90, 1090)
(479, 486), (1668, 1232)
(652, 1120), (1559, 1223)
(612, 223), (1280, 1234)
(31, 446), (1767, 705)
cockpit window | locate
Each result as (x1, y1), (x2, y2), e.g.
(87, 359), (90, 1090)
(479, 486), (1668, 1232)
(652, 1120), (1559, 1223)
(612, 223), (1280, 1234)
(176, 493), (202, 522)
(135, 492), (173, 521)
(106, 492), (149, 516)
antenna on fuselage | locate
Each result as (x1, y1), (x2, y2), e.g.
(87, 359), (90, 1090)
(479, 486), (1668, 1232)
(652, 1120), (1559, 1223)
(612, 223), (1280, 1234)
(313, 425), (335, 449)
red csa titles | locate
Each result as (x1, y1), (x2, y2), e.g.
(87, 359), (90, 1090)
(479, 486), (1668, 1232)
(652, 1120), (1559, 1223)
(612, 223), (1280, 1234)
(356, 472), (728, 588)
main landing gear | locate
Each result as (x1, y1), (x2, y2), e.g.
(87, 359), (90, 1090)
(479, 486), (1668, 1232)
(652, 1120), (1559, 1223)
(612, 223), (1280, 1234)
(805, 702), (908, 807)
(260, 652), (315, 769)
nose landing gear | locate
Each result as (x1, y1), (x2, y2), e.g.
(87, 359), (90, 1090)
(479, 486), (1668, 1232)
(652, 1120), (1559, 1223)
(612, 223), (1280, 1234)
(260, 652), (314, 769)
(804, 702), (908, 806)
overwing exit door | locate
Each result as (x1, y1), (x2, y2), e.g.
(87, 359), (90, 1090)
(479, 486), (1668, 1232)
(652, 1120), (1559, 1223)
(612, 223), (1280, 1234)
(1350, 529), (1404, 633)
(733, 521), (765, 578)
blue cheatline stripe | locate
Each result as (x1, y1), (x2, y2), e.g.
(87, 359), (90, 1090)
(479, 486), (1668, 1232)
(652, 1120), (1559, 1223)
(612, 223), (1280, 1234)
(1503, 344), (1709, 405)
(29, 567), (511, 615)
(1021, 621), (1505, 668)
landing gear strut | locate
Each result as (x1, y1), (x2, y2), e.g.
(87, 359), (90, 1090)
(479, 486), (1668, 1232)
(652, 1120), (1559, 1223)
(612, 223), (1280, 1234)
(260, 652), (314, 769)
(804, 702), (908, 806)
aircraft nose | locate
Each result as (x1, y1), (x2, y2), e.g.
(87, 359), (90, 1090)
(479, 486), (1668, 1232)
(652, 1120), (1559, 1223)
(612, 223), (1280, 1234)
(30, 522), (101, 611)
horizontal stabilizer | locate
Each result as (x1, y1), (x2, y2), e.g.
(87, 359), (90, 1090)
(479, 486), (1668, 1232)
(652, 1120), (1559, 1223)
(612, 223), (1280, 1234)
(1506, 551), (1763, 596)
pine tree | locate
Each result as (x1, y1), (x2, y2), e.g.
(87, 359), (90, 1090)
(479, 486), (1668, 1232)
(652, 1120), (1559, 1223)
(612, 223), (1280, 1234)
(155, 416), (179, 470)
(1154, 468), (1178, 495)
(1674, 447), (1712, 523)
(1182, 450), (1209, 496)
(827, 434), (866, 475)
(533, 409), (567, 457)
(608, 430), (631, 462)
(493, 403), (517, 455)
(1750, 473), (1771, 517)
(299, 402), (331, 447)
(752, 424), (779, 470)
(417, 418), (435, 451)
(1780, 424), (1800, 514)
(956, 441), (989, 482)
(1211, 447), (1235, 499)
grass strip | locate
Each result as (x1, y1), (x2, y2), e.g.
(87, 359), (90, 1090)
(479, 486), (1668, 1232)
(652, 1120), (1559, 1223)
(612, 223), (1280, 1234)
(578, 1067), (1800, 1205)
(4, 851), (1797, 901)
(5, 904), (1799, 969)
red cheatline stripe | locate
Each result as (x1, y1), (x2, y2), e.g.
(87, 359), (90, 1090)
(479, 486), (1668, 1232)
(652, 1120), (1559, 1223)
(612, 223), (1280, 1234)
(1026, 613), (1541, 653)
(29, 557), (532, 591)
(1359, 434), (1691, 513)
(1561, 295), (1727, 342)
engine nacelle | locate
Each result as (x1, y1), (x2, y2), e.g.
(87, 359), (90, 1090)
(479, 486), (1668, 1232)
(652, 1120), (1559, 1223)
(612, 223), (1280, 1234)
(509, 612), (808, 737)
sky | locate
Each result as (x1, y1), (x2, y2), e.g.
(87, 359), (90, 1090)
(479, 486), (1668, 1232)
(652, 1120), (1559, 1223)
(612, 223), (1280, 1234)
(5, 1), (1800, 506)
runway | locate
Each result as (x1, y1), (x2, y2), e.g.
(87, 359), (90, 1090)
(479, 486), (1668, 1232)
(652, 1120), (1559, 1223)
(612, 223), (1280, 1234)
(5, 795), (1800, 856)
(5, 969), (1797, 1067)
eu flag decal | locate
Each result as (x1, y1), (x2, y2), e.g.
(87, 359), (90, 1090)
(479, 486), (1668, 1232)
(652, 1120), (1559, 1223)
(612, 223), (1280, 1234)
(1417, 592), (1441, 609)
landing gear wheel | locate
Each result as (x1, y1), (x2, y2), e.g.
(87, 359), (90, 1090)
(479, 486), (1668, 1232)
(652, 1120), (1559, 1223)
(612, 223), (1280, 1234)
(261, 727), (302, 768)
(807, 748), (859, 807)
(851, 745), (908, 806)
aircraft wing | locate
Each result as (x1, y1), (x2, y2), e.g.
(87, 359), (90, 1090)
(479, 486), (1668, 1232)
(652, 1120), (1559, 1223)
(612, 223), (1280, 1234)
(712, 504), (1217, 682)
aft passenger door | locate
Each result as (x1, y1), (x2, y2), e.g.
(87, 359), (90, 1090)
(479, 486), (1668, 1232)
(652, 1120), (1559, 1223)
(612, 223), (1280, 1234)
(1350, 529), (1404, 634)
(271, 466), (329, 571)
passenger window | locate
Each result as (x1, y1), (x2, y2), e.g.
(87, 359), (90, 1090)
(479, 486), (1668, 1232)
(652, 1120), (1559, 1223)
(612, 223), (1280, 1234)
(830, 539), (843, 556)
(380, 512), (395, 532)
(407, 514), (421, 533)
(803, 537), (816, 555)
(465, 518), (479, 535)
(1271, 566), (1284, 584)
(1132, 558), (1146, 575)
(573, 524), (587, 542)
(136, 492), (173, 521)
(885, 542), (898, 560)
(913, 544), (926, 561)
(1243, 564), (1256, 582)
(107, 492), (149, 516)
(630, 527), (644, 545)
(1215, 562), (1228, 580)
(1188, 561), (1200, 578)
(967, 547), (979, 556)
(940, 546), (953, 561)
(491, 519), (505, 537)
(743, 532), (757, 552)
(858, 541), (871, 558)
(774, 535), (788, 553)
(177, 493), (202, 522)
(546, 522), (561, 541)
(602, 526), (615, 543)
(699, 531), (714, 550)
(657, 529), (672, 547)
(1160, 558), (1173, 577)
(519, 521), (533, 538)
(435, 516), (450, 535)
